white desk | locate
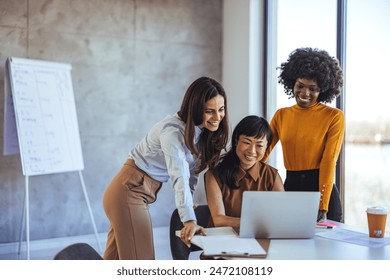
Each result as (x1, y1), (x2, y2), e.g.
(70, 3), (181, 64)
(265, 222), (390, 260)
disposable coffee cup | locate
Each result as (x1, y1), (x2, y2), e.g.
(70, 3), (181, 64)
(366, 206), (387, 238)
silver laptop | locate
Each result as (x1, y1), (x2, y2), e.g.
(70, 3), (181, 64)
(239, 191), (320, 239)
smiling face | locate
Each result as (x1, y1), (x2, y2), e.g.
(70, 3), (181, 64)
(236, 135), (268, 170)
(198, 94), (225, 131)
(293, 78), (320, 108)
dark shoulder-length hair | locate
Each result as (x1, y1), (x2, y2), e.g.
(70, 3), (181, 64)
(177, 76), (229, 173)
(278, 47), (344, 103)
(215, 115), (272, 189)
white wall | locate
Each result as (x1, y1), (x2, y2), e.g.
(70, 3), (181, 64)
(222, 0), (265, 128)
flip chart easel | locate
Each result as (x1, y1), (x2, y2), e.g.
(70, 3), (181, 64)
(4, 57), (102, 259)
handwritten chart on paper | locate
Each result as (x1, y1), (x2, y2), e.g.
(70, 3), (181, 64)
(6, 57), (84, 176)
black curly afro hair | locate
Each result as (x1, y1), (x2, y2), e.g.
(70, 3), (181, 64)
(278, 47), (344, 104)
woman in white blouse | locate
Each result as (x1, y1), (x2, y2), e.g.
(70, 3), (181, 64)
(102, 77), (229, 260)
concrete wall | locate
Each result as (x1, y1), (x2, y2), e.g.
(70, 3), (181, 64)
(0, 0), (223, 243)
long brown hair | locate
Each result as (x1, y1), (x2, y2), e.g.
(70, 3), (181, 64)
(177, 77), (229, 173)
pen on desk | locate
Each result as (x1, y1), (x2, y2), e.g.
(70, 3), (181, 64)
(316, 225), (334, 229)
(221, 251), (249, 256)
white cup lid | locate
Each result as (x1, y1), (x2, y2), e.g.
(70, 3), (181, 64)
(366, 206), (387, 214)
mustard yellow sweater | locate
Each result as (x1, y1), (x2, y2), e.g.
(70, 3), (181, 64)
(264, 102), (345, 211)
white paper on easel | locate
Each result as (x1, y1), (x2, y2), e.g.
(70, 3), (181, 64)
(6, 57), (84, 176)
(201, 235), (266, 256)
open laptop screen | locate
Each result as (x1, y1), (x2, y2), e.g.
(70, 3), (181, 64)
(239, 191), (320, 239)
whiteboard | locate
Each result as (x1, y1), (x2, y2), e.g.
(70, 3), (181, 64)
(5, 57), (84, 176)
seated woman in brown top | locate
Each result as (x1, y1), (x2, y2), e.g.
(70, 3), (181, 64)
(205, 115), (284, 228)
(169, 115), (284, 259)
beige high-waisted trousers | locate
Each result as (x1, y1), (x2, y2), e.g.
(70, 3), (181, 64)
(102, 159), (162, 260)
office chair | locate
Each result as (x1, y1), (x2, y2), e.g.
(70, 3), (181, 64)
(54, 243), (103, 260)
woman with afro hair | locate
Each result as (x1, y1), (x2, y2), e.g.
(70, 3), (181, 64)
(263, 47), (344, 223)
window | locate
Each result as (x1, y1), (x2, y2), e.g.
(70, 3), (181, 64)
(267, 0), (337, 180)
(267, 0), (390, 230)
(344, 0), (390, 230)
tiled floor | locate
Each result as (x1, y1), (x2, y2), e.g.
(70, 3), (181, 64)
(0, 227), (202, 260)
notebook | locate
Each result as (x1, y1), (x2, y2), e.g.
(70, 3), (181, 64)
(239, 191), (320, 239)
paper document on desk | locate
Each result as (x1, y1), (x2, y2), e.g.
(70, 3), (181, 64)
(316, 228), (390, 248)
(176, 226), (237, 248)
